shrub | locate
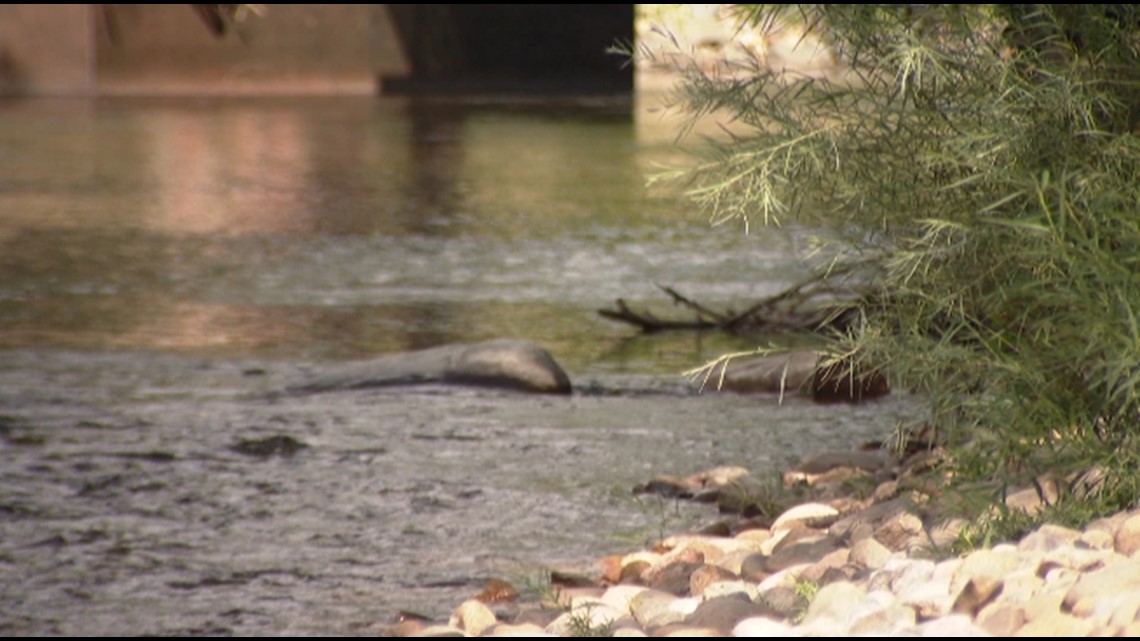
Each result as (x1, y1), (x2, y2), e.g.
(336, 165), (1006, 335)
(667, 5), (1140, 516)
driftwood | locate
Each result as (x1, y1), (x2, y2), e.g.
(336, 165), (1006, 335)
(598, 271), (870, 335)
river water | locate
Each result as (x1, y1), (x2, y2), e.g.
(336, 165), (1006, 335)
(0, 96), (913, 635)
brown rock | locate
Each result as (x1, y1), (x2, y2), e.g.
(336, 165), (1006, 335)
(647, 561), (701, 596)
(476, 578), (519, 603)
(871, 479), (900, 503)
(766, 534), (842, 572)
(599, 555), (624, 584)
(800, 548), (851, 584)
(716, 350), (818, 395)
(873, 510), (924, 552)
(688, 564), (739, 597)
(739, 553), (769, 582)
(619, 560), (651, 585)
(830, 497), (910, 540)
(791, 450), (890, 476)
(685, 594), (779, 631)
(758, 585), (802, 619)
(952, 576), (1004, 617)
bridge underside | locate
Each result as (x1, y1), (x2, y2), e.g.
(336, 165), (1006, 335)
(0, 4), (633, 96)
(382, 5), (633, 95)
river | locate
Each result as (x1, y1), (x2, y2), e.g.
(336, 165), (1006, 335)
(0, 95), (913, 635)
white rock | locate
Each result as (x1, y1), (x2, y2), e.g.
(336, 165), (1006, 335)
(601, 585), (648, 615)
(771, 502), (840, 532)
(733, 616), (796, 637)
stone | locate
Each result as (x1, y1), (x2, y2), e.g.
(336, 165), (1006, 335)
(791, 450), (891, 476)
(657, 536), (729, 564)
(848, 603), (917, 636)
(950, 547), (1023, 596)
(1062, 558), (1140, 615)
(1114, 513), (1140, 557)
(925, 517), (968, 550)
(476, 578), (520, 603)
(715, 475), (781, 518)
(830, 497), (910, 540)
(1077, 528), (1114, 551)
(800, 580), (868, 627)
(758, 585), (802, 619)
(1018, 523), (1081, 553)
(713, 350), (819, 395)
(684, 594), (779, 631)
(771, 502), (840, 532)
(683, 466), (751, 490)
(738, 552), (769, 582)
(732, 528), (771, 548)
(799, 547), (851, 583)
(281, 338), (572, 395)
(1107, 593), (1140, 629)
(545, 603), (626, 637)
(975, 602), (1026, 636)
(766, 534), (842, 572)
(600, 585), (647, 616)
(1017, 610), (1095, 637)
(914, 614), (990, 637)
(628, 589), (691, 629)
(952, 576), (1004, 617)
(873, 510), (925, 552)
(732, 617), (793, 637)
(700, 580), (760, 602)
(646, 561), (701, 596)
(599, 555), (624, 584)
(619, 560), (651, 584)
(714, 549), (754, 576)
(484, 622), (550, 637)
(449, 599), (498, 636)
(886, 559), (935, 594)
(850, 537), (892, 570)
(811, 358), (891, 403)
(687, 564), (738, 597)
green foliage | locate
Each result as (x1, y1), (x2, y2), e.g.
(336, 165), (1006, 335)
(565, 605), (616, 638)
(792, 578), (820, 623)
(668, 5), (1140, 519)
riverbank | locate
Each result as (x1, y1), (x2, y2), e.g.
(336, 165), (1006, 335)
(385, 446), (1140, 636)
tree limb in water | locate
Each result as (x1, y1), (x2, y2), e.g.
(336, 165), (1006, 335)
(598, 271), (870, 335)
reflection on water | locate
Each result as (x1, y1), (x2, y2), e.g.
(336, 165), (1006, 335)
(0, 96), (798, 368)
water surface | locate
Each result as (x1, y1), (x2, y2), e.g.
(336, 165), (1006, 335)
(0, 96), (911, 634)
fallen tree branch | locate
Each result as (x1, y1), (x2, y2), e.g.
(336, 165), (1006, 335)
(598, 269), (872, 335)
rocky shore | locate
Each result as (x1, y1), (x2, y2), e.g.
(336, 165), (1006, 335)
(384, 449), (1140, 637)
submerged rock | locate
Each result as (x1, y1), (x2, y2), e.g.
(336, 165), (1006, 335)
(281, 339), (572, 395)
(230, 435), (308, 458)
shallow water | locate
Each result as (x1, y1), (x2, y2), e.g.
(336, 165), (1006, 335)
(0, 96), (913, 634)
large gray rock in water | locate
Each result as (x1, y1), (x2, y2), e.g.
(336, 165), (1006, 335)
(709, 350), (889, 403)
(714, 350), (819, 395)
(283, 339), (571, 395)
